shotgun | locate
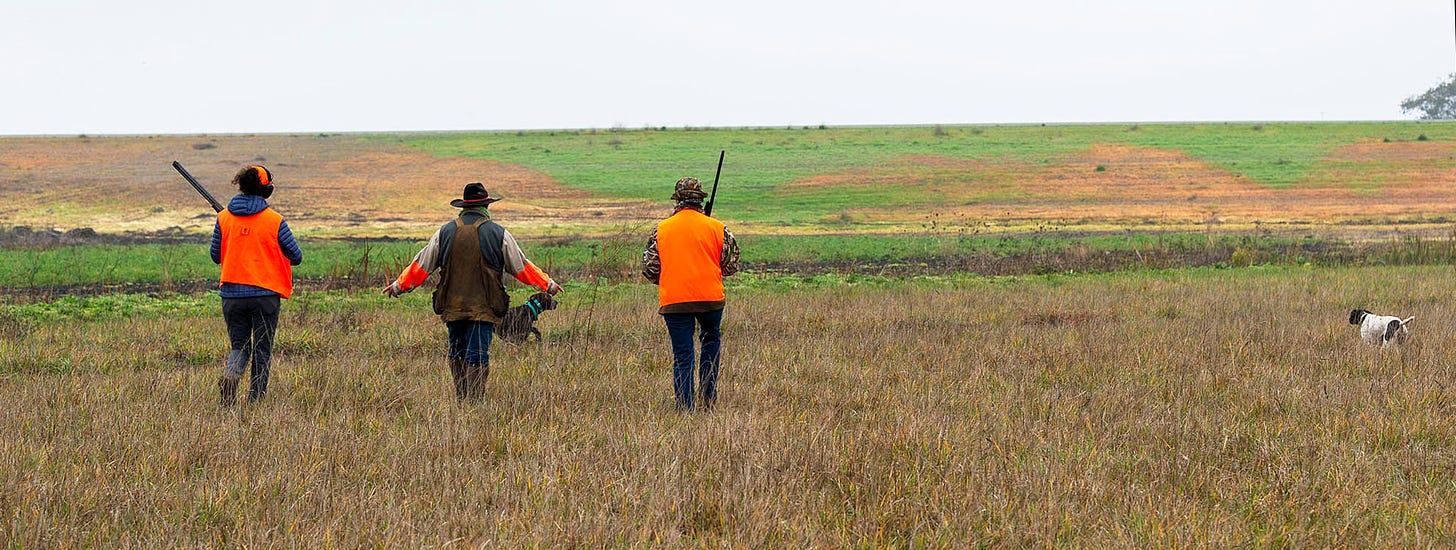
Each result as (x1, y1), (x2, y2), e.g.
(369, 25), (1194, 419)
(705, 150), (724, 216)
(171, 161), (224, 213)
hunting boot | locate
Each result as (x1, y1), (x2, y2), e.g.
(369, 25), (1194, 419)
(218, 374), (240, 408)
(448, 358), (468, 401)
(464, 363), (489, 402)
(698, 392), (716, 412)
(247, 364), (270, 403)
(698, 364), (719, 411)
(220, 350), (247, 408)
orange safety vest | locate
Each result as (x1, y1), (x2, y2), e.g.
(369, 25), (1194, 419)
(655, 209), (725, 307)
(217, 208), (294, 298)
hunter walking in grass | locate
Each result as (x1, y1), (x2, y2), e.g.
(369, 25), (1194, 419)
(382, 183), (562, 402)
(643, 177), (741, 411)
(212, 165), (303, 407)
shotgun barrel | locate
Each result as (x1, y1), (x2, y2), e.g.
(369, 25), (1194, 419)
(705, 150), (724, 216)
(171, 161), (224, 213)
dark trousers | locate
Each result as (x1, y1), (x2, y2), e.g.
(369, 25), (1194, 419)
(222, 295), (281, 401)
(446, 320), (494, 366)
(662, 308), (723, 410)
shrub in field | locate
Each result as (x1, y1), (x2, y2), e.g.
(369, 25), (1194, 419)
(1229, 246), (1255, 267)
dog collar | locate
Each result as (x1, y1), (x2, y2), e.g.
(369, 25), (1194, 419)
(525, 299), (541, 320)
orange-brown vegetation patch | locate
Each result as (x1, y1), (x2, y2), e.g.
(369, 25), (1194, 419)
(1304, 139), (1456, 205)
(0, 135), (657, 236)
(987, 144), (1301, 222)
(1325, 138), (1456, 162)
(793, 144), (1456, 226)
(783, 155), (1015, 203)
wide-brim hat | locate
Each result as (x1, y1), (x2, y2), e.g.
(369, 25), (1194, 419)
(450, 182), (501, 207)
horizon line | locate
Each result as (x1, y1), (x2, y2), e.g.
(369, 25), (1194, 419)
(0, 118), (1445, 139)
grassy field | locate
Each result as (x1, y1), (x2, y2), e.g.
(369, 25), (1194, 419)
(8, 228), (1456, 295)
(3, 266), (1455, 545)
(0, 231), (1293, 289)
(6, 124), (1456, 545)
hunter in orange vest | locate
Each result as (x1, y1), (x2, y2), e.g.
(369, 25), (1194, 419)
(642, 177), (741, 411)
(210, 165), (303, 407)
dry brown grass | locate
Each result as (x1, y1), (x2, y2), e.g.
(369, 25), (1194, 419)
(4, 266), (1456, 546)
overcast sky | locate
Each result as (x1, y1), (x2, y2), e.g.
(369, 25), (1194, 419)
(1, 0), (1452, 135)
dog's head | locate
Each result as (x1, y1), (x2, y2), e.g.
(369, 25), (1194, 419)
(528, 292), (558, 312)
(1349, 309), (1370, 325)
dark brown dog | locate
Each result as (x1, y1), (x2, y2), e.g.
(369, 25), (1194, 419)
(497, 292), (557, 343)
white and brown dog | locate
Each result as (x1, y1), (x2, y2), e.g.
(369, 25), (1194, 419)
(1349, 309), (1414, 346)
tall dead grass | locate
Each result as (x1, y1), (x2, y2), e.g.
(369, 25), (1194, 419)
(2, 266), (1455, 546)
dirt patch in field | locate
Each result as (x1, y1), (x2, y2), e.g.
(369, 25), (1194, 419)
(1303, 139), (1456, 203)
(782, 154), (1013, 202)
(1323, 138), (1456, 162)
(783, 144), (1456, 225)
(979, 144), (1321, 222)
(0, 135), (659, 236)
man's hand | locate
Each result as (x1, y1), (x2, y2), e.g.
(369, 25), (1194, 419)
(547, 280), (563, 295)
(382, 281), (404, 298)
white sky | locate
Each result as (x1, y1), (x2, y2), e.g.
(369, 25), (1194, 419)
(1, 0), (1452, 135)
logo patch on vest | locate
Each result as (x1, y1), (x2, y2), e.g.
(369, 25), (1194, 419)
(241, 227), (251, 236)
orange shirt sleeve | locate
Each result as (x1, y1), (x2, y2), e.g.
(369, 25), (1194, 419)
(513, 261), (552, 291)
(395, 260), (432, 291)
(395, 226), (445, 291)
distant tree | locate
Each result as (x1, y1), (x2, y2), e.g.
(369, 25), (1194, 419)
(1401, 73), (1456, 120)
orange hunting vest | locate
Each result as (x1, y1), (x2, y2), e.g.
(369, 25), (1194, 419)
(217, 208), (294, 298)
(655, 209), (725, 308)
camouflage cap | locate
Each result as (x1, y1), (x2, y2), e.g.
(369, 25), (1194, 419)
(670, 177), (708, 201)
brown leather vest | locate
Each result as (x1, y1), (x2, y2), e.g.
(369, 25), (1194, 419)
(432, 218), (509, 323)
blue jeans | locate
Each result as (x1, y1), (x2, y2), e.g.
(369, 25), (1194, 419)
(662, 309), (723, 410)
(446, 321), (494, 365)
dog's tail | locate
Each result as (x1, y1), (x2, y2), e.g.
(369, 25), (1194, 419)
(1401, 316), (1416, 326)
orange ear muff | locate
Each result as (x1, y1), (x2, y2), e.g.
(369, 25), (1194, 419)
(253, 166), (271, 187)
